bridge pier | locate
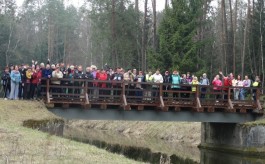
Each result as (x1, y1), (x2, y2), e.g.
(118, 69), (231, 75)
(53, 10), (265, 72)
(199, 122), (265, 155)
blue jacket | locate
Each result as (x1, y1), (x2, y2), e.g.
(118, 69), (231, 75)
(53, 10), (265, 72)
(43, 69), (52, 78)
(10, 70), (21, 84)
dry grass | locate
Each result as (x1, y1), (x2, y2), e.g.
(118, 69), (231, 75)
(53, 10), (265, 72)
(0, 99), (143, 164)
(67, 120), (201, 147)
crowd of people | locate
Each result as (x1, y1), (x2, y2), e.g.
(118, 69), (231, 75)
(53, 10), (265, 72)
(0, 60), (262, 102)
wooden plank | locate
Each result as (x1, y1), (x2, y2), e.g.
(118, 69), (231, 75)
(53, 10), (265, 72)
(257, 99), (262, 110)
(137, 105), (144, 111)
(240, 109), (247, 113)
(85, 93), (89, 105)
(123, 105), (131, 111)
(196, 97), (201, 108)
(100, 104), (107, 110)
(62, 103), (69, 109)
(174, 106), (181, 112)
(228, 99), (234, 109)
(123, 95), (127, 106)
(207, 107), (215, 113)
(160, 96), (165, 108)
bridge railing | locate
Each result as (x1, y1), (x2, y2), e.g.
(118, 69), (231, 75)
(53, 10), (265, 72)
(40, 78), (262, 111)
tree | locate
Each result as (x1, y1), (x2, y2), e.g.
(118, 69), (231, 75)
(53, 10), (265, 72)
(158, 0), (205, 74)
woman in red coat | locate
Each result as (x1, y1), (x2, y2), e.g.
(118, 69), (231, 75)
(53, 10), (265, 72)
(29, 66), (42, 99)
(98, 69), (108, 99)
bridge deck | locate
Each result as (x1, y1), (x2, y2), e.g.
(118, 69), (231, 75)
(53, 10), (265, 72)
(41, 78), (264, 121)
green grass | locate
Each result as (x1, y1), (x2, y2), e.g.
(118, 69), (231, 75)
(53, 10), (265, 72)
(0, 99), (144, 164)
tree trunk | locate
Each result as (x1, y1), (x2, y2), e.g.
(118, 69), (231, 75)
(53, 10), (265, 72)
(152, 0), (156, 50)
(5, 22), (13, 66)
(221, 0), (228, 74)
(260, 0), (264, 93)
(111, 0), (116, 67)
(142, 0), (148, 71)
(242, 0), (250, 77)
(233, 0), (237, 76)
(229, 0), (234, 75)
(135, 0), (138, 12)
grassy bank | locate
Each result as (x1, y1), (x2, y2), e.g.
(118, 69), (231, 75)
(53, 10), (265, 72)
(0, 100), (143, 164)
(67, 120), (201, 147)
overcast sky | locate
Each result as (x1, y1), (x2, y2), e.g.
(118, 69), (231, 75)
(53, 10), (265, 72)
(16, 0), (166, 11)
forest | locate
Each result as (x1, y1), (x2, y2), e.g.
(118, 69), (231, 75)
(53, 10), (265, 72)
(0, 0), (264, 84)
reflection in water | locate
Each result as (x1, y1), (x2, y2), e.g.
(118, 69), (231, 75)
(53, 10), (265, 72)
(64, 126), (199, 164)
(64, 126), (265, 164)
(200, 149), (265, 164)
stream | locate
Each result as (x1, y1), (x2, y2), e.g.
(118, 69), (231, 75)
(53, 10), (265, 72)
(63, 125), (265, 164)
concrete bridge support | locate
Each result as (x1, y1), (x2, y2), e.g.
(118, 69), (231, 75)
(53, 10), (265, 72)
(199, 122), (265, 156)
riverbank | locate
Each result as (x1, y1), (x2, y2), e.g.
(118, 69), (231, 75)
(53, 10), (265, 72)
(0, 99), (143, 163)
(66, 120), (201, 147)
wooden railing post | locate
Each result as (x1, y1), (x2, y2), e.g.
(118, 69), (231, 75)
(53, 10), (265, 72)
(195, 85), (202, 111)
(122, 81), (130, 110)
(46, 78), (50, 103)
(84, 79), (89, 104)
(159, 83), (167, 111)
(227, 87), (234, 111)
(256, 88), (262, 110)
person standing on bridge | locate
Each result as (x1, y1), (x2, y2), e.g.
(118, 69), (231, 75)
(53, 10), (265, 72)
(144, 71), (153, 101)
(29, 66), (42, 100)
(98, 69), (108, 100)
(152, 70), (163, 101)
(9, 65), (21, 100)
(252, 76), (261, 101)
(212, 75), (222, 102)
(112, 67), (123, 99)
(1, 66), (11, 100)
(123, 69), (133, 96)
(191, 76), (199, 94)
(171, 70), (181, 100)
(232, 75), (243, 100)
(219, 72), (233, 100)
(163, 71), (171, 98)
(180, 74), (189, 98)
(200, 73), (209, 99)
(135, 71), (145, 101)
(241, 75), (251, 100)
(51, 66), (63, 97)
(74, 66), (85, 97)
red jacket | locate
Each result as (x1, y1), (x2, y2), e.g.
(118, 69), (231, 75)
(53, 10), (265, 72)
(31, 71), (42, 84)
(99, 73), (108, 88)
(212, 79), (222, 90)
(223, 77), (232, 91)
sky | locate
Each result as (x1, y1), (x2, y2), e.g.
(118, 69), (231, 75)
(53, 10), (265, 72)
(16, 0), (166, 11)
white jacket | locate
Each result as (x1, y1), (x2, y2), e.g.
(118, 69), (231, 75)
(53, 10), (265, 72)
(152, 73), (163, 88)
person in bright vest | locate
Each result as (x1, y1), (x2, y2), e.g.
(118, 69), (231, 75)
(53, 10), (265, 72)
(171, 70), (181, 99)
(192, 76), (199, 93)
(144, 71), (153, 101)
(252, 76), (261, 101)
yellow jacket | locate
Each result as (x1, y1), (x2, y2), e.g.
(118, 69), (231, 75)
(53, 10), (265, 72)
(192, 80), (199, 92)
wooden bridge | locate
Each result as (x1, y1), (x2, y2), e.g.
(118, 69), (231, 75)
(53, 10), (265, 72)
(42, 78), (264, 123)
